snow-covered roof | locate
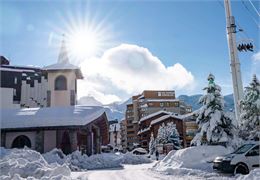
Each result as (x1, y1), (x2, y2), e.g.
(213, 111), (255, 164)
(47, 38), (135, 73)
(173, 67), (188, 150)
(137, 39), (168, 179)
(137, 127), (150, 135)
(139, 110), (170, 123)
(150, 114), (182, 125)
(43, 62), (80, 71)
(0, 67), (35, 72)
(1, 105), (106, 130)
(177, 110), (200, 121)
(43, 62), (83, 79)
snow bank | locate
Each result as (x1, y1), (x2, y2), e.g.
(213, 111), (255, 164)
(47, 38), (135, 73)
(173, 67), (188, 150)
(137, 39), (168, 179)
(0, 147), (151, 179)
(236, 168), (260, 180)
(68, 151), (122, 170)
(0, 148), (71, 180)
(43, 149), (151, 170)
(153, 145), (230, 174)
(121, 153), (151, 165)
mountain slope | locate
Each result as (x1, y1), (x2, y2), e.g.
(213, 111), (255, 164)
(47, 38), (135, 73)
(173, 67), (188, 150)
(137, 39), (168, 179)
(78, 96), (103, 106)
(178, 94), (234, 112)
(78, 96), (130, 121)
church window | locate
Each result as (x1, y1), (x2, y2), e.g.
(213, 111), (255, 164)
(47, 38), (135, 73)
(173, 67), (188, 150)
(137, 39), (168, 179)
(55, 75), (67, 90)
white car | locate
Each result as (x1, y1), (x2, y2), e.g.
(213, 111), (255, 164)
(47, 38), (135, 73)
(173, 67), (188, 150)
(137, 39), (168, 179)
(213, 142), (259, 174)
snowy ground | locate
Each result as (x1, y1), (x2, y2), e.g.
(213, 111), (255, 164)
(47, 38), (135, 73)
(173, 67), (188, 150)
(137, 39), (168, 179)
(71, 162), (164, 180)
(71, 162), (259, 180)
(1, 147), (259, 180)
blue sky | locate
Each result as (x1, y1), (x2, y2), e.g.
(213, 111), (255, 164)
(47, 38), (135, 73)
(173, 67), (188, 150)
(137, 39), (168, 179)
(0, 0), (259, 103)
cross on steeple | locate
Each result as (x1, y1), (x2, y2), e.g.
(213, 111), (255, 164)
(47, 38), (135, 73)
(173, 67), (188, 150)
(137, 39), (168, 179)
(58, 34), (69, 64)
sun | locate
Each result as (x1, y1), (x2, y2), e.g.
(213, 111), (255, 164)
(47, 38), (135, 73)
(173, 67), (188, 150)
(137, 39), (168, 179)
(49, 6), (115, 63)
(67, 29), (99, 59)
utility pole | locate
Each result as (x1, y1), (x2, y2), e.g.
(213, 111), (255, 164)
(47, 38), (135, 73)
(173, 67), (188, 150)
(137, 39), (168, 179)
(224, 0), (243, 125)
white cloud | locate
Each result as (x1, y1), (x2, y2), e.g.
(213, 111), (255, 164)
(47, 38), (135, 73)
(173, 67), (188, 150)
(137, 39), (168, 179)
(251, 51), (260, 78)
(252, 51), (260, 62)
(78, 44), (195, 104)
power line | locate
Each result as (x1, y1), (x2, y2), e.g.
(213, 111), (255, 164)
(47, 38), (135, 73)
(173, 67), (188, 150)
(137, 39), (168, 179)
(217, 0), (258, 50)
(248, 0), (260, 17)
(217, 0), (253, 38)
(241, 0), (260, 29)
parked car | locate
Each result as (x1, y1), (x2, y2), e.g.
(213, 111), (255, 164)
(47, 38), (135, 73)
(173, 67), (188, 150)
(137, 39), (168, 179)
(131, 148), (148, 155)
(213, 142), (259, 175)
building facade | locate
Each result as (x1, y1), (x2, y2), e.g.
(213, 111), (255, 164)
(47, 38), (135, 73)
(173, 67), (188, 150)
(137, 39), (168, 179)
(125, 90), (192, 150)
(0, 56), (48, 108)
(1, 106), (109, 155)
(120, 119), (127, 152)
(0, 37), (109, 155)
(138, 111), (198, 151)
(108, 122), (121, 150)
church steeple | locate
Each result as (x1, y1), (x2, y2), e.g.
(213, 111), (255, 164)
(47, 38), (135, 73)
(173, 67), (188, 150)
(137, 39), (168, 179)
(58, 34), (69, 64)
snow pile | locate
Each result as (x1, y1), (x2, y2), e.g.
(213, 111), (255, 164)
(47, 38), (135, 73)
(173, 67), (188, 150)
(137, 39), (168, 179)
(153, 145), (230, 174)
(43, 149), (151, 170)
(42, 148), (67, 165)
(121, 153), (151, 165)
(236, 168), (260, 180)
(68, 151), (122, 170)
(0, 148), (71, 180)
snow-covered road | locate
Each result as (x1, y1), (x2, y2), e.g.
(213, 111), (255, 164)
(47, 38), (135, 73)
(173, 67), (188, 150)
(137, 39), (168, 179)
(71, 162), (171, 180)
(71, 162), (232, 180)
(71, 162), (246, 180)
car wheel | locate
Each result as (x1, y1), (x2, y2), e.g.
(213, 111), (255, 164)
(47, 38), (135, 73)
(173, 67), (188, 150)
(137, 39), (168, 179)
(234, 163), (249, 175)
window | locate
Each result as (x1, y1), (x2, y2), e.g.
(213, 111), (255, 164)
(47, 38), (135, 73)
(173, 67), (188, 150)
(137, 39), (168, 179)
(246, 145), (259, 156)
(160, 102), (164, 107)
(55, 75), (67, 90)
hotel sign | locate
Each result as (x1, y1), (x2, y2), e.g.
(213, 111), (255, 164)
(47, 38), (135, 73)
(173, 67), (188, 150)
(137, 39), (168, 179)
(157, 91), (175, 97)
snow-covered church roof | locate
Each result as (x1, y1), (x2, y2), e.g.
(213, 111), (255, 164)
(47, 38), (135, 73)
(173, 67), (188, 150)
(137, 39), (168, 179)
(1, 105), (106, 130)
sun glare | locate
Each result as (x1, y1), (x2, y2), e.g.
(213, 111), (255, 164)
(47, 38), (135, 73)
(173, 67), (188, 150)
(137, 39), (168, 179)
(68, 29), (99, 59)
(49, 6), (115, 63)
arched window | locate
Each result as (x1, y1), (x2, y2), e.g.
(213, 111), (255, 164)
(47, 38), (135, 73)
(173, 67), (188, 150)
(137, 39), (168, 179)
(12, 135), (31, 148)
(55, 75), (67, 90)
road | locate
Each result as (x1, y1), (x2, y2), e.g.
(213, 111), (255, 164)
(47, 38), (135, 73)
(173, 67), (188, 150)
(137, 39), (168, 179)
(71, 162), (173, 180)
(71, 162), (237, 180)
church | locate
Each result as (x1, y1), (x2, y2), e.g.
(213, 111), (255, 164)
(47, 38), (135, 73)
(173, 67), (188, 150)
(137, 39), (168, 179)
(0, 37), (109, 155)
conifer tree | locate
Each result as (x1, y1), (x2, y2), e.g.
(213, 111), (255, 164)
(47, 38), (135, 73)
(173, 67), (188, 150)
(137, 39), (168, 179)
(191, 74), (235, 146)
(240, 74), (260, 140)
(156, 122), (181, 149)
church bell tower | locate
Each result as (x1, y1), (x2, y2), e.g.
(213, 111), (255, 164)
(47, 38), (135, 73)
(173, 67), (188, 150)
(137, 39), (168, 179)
(43, 35), (83, 107)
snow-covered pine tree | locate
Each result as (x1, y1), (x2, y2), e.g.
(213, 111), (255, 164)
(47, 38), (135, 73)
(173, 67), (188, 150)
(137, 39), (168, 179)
(149, 133), (156, 155)
(191, 73), (235, 146)
(240, 74), (260, 140)
(156, 122), (181, 149)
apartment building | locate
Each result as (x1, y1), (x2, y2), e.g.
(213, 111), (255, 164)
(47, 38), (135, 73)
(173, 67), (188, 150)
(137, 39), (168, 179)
(109, 122), (121, 150)
(125, 90), (192, 150)
(120, 119), (127, 152)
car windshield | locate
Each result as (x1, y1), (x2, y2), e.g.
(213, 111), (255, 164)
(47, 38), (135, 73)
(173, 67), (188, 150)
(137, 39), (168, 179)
(233, 144), (255, 154)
